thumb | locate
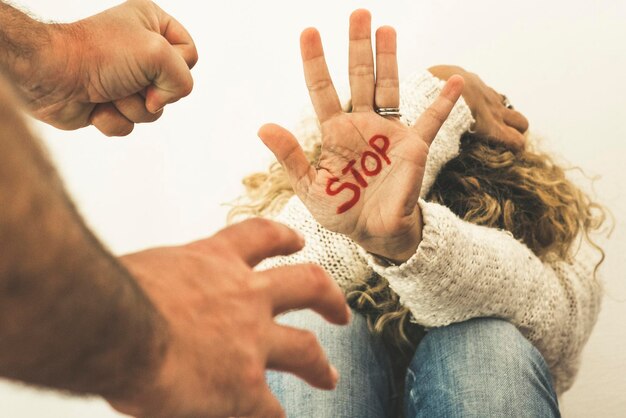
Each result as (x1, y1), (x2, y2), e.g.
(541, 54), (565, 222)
(258, 123), (315, 193)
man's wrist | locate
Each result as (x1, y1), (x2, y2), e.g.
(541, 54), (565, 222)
(0, 81), (170, 398)
(0, 3), (49, 83)
(0, 3), (86, 110)
(96, 257), (172, 403)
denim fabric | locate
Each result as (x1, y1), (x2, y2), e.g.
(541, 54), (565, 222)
(267, 311), (560, 418)
(405, 317), (560, 418)
(267, 309), (396, 417)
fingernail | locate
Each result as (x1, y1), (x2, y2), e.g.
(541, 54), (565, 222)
(330, 365), (340, 386)
(345, 306), (352, 323)
(296, 230), (306, 246)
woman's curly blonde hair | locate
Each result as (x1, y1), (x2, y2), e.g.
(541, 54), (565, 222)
(228, 127), (607, 398)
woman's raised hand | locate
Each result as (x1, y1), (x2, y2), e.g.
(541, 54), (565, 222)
(259, 10), (463, 263)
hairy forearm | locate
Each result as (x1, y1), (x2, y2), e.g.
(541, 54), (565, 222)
(0, 2), (50, 82)
(0, 80), (168, 399)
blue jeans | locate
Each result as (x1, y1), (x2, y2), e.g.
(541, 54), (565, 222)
(267, 310), (560, 418)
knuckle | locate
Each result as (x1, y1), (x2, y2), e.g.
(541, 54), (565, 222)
(236, 366), (265, 414)
(251, 272), (272, 294)
(178, 74), (194, 97)
(247, 218), (282, 241)
(299, 330), (319, 350)
(145, 36), (170, 61)
(242, 365), (265, 392)
(496, 125), (508, 140)
(130, 0), (152, 8)
(305, 264), (331, 293)
(424, 107), (445, 124)
(202, 241), (231, 258)
(375, 77), (399, 89)
(299, 334), (323, 367)
(307, 78), (333, 92)
(349, 63), (375, 77)
(185, 236), (230, 260)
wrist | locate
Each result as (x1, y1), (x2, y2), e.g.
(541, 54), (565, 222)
(105, 317), (173, 417)
(107, 339), (174, 417)
(24, 23), (85, 98)
(370, 234), (420, 265)
(105, 259), (173, 413)
(0, 4), (50, 83)
(361, 209), (423, 264)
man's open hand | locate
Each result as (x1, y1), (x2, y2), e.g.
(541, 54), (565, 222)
(110, 218), (350, 418)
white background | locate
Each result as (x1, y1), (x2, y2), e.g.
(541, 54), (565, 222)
(1, 0), (625, 416)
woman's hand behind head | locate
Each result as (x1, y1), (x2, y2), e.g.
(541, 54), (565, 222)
(429, 65), (529, 150)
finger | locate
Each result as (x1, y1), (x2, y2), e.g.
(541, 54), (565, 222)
(113, 93), (163, 124)
(412, 75), (464, 145)
(90, 103), (134, 137)
(258, 123), (314, 194)
(245, 386), (286, 418)
(259, 264), (350, 325)
(348, 9), (375, 111)
(503, 108), (529, 133)
(144, 43), (194, 113)
(494, 124), (527, 150)
(153, 3), (199, 68)
(300, 28), (342, 123)
(209, 218), (305, 267)
(374, 26), (399, 110)
(267, 324), (339, 391)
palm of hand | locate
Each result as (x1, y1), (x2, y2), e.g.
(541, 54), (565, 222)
(304, 112), (428, 247)
(259, 10), (463, 261)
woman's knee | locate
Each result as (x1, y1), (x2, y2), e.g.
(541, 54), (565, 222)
(268, 309), (396, 417)
(405, 317), (560, 418)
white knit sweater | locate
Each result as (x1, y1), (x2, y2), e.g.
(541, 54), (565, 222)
(256, 72), (602, 395)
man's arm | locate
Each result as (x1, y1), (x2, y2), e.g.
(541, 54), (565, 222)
(0, 78), (350, 417)
(0, 77), (169, 399)
(0, 2), (49, 84)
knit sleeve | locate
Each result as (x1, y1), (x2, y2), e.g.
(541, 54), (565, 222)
(255, 196), (372, 291)
(361, 199), (603, 394)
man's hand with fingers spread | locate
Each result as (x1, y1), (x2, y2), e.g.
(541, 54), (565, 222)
(258, 10), (464, 264)
(2, 0), (197, 136)
(110, 218), (350, 418)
